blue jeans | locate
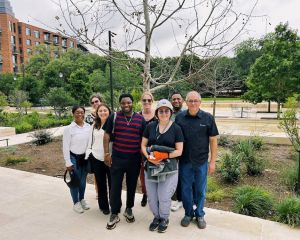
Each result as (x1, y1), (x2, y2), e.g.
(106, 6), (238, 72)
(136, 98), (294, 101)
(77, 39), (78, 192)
(180, 161), (208, 217)
(69, 154), (88, 204)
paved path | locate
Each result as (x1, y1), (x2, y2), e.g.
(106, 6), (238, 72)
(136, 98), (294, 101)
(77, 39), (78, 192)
(0, 167), (299, 240)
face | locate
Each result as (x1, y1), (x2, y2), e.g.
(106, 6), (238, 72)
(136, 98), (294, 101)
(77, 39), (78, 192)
(157, 106), (171, 122)
(97, 106), (110, 122)
(186, 92), (201, 113)
(141, 94), (153, 109)
(73, 108), (85, 123)
(171, 94), (183, 110)
(120, 97), (133, 114)
(91, 97), (101, 109)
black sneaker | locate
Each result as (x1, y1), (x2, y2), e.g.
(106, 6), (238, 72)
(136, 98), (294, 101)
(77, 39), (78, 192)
(157, 218), (169, 233)
(102, 209), (110, 215)
(106, 214), (120, 230)
(149, 217), (160, 231)
(196, 216), (206, 229)
(141, 194), (147, 207)
(181, 215), (192, 227)
(123, 208), (135, 223)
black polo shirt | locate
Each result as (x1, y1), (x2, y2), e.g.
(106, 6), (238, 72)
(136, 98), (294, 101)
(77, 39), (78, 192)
(175, 109), (219, 166)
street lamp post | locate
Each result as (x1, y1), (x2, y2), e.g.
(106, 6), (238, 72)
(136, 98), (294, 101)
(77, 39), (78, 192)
(108, 31), (116, 111)
(297, 148), (300, 195)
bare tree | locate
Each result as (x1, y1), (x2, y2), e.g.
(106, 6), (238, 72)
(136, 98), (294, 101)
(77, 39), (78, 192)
(194, 57), (242, 117)
(53, 0), (259, 92)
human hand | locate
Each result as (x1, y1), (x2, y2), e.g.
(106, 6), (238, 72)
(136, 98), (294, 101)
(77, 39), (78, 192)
(208, 161), (216, 174)
(104, 155), (112, 167)
(66, 165), (74, 172)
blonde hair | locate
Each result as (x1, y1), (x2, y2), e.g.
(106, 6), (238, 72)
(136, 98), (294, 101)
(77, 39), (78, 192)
(141, 92), (154, 102)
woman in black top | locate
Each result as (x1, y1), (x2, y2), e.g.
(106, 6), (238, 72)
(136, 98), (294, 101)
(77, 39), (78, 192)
(141, 99), (183, 233)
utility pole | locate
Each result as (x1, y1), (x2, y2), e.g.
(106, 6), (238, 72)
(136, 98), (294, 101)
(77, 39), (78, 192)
(108, 31), (116, 111)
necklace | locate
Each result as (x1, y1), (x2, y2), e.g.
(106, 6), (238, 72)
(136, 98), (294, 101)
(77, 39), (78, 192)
(124, 112), (134, 126)
(156, 120), (171, 140)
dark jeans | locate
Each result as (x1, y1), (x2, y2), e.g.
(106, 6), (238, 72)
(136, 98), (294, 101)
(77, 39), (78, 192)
(110, 154), (141, 214)
(91, 154), (111, 211)
(180, 161), (208, 217)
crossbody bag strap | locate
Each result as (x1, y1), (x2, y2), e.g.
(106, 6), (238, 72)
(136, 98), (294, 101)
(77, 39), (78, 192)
(112, 112), (117, 135)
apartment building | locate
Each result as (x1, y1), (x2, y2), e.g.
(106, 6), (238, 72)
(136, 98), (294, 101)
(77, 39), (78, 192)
(0, 0), (87, 73)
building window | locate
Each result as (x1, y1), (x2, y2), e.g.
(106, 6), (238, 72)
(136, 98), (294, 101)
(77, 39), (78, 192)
(34, 30), (40, 39)
(13, 23), (16, 33)
(19, 38), (22, 44)
(26, 27), (31, 36)
(26, 39), (31, 46)
(18, 26), (22, 34)
(11, 36), (16, 45)
(53, 36), (59, 44)
(35, 41), (40, 46)
(44, 33), (50, 42)
(70, 41), (74, 48)
(8, 21), (12, 31)
(27, 48), (32, 54)
(62, 38), (67, 47)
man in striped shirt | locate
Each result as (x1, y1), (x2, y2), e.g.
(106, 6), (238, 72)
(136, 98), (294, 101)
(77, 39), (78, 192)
(103, 93), (146, 230)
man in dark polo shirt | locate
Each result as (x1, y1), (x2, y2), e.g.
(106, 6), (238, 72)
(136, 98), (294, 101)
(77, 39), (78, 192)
(175, 91), (218, 229)
(103, 93), (146, 230)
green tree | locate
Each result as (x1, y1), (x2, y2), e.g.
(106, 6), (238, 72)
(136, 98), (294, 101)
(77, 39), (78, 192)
(0, 73), (17, 96)
(244, 23), (300, 118)
(19, 75), (43, 105)
(8, 90), (29, 114)
(46, 87), (75, 118)
(0, 91), (8, 112)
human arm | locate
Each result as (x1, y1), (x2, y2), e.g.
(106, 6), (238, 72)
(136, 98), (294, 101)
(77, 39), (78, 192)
(141, 137), (149, 159)
(62, 126), (73, 171)
(208, 136), (218, 174)
(169, 142), (183, 158)
(103, 132), (112, 167)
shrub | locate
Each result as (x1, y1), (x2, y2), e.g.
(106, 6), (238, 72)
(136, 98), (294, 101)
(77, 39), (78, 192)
(248, 136), (264, 150)
(5, 156), (29, 165)
(30, 130), (53, 145)
(276, 197), (300, 227)
(234, 139), (265, 176)
(281, 164), (298, 191)
(15, 122), (33, 133)
(207, 189), (227, 202)
(220, 152), (241, 183)
(218, 134), (235, 147)
(233, 185), (274, 218)
(25, 111), (41, 128)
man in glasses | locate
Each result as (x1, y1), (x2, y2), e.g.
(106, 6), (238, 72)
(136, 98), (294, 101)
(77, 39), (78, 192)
(103, 93), (146, 230)
(175, 91), (219, 230)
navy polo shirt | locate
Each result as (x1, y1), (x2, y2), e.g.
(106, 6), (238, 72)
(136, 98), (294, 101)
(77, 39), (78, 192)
(175, 109), (219, 166)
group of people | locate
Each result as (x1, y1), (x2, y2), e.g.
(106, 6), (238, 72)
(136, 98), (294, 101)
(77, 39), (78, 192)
(63, 90), (218, 233)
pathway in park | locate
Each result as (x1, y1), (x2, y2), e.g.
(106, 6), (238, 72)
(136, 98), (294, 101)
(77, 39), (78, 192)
(0, 167), (299, 240)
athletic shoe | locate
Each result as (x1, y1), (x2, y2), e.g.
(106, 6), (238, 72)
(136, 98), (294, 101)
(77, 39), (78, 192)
(181, 215), (192, 227)
(149, 217), (160, 231)
(80, 199), (90, 210)
(157, 218), (169, 233)
(171, 201), (182, 212)
(106, 214), (120, 230)
(123, 208), (135, 223)
(73, 202), (84, 214)
(196, 216), (207, 229)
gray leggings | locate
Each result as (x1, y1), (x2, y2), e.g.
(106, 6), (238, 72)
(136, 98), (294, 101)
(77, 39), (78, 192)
(145, 171), (178, 220)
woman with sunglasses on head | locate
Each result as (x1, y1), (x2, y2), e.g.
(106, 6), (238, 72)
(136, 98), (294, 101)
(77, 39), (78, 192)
(85, 93), (102, 125)
(139, 92), (157, 207)
(86, 103), (112, 215)
(141, 99), (183, 233)
(63, 106), (91, 214)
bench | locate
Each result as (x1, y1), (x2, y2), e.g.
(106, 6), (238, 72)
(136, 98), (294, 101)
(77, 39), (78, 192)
(0, 138), (9, 147)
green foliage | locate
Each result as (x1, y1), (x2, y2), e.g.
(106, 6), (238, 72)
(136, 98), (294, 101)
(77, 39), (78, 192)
(234, 185), (274, 218)
(276, 197), (300, 227)
(15, 122), (33, 133)
(0, 73), (17, 96)
(218, 134), (235, 147)
(281, 163), (298, 191)
(248, 136), (264, 150)
(68, 68), (91, 104)
(8, 90), (29, 114)
(234, 139), (265, 176)
(30, 130), (53, 145)
(243, 23), (300, 118)
(5, 156), (29, 165)
(206, 177), (228, 202)
(279, 95), (300, 151)
(46, 87), (75, 118)
(0, 91), (8, 112)
(220, 152), (241, 183)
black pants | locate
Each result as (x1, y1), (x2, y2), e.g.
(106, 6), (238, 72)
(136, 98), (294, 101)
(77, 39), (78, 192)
(91, 154), (111, 211)
(110, 154), (141, 214)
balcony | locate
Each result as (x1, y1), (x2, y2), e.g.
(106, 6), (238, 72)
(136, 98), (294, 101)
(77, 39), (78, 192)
(12, 47), (19, 55)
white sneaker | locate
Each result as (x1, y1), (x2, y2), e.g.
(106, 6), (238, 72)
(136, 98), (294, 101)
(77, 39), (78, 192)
(171, 201), (183, 212)
(80, 199), (90, 210)
(73, 202), (84, 214)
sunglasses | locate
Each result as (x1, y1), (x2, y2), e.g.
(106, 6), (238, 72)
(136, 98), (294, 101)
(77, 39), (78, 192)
(142, 99), (152, 103)
(158, 109), (170, 114)
(91, 100), (100, 104)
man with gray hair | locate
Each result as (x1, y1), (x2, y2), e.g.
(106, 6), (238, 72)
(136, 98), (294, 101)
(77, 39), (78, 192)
(175, 91), (218, 229)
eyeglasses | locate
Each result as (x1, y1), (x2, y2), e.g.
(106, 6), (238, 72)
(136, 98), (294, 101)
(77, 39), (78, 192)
(187, 99), (200, 104)
(91, 100), (100, 104)
(158, 109), (171, 114)
(142, 99), (152, 103)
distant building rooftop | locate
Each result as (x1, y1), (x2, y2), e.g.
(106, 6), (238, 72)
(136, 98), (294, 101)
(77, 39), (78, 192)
(0, 0), (14, 17)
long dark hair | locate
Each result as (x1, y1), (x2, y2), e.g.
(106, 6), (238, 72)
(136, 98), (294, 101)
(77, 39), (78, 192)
(94, 103), (112, 130)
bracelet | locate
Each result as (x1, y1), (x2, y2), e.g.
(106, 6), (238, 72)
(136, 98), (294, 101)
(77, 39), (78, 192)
(104, 153), (110, 156)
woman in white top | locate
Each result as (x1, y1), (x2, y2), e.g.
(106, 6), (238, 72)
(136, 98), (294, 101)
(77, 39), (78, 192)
(86, 103), (112, 215)
(63, 106), (91, 214)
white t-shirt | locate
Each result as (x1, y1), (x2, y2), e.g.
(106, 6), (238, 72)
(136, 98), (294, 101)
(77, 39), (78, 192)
(63, 121), (91, 167)
(86, 127), (105, 161)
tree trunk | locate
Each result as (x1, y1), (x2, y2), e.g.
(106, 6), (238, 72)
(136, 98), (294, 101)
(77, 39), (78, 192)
(277, 101), (281, 119)
(213, 97), (216, 118)
(268, 100), (271, 113)
(143, 0), (151, 92)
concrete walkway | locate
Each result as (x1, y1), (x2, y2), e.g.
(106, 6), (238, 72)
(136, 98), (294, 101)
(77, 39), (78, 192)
(0, 167), (299, 240)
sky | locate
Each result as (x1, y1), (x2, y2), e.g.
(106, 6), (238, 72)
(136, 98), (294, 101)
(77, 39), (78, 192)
(9, 0), (300, 57)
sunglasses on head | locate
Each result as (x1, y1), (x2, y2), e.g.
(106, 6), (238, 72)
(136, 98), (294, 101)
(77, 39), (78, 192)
(142, 99), (152, 103)
(91, 100), (100, 104)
